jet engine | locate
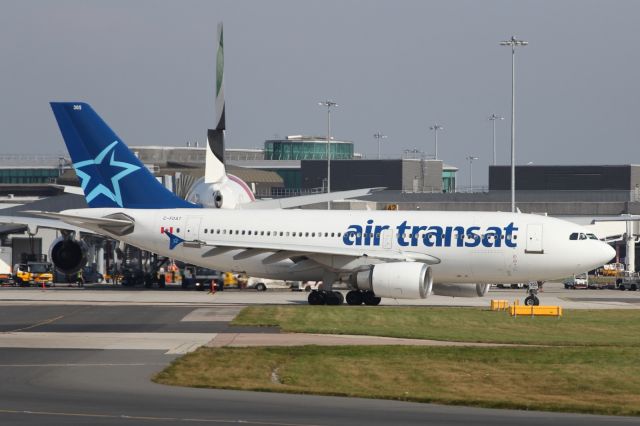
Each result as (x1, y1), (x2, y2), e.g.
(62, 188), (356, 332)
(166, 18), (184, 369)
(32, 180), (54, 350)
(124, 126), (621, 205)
(185, 175), (254, 209)
(432, 283), (491, 297)
(353, 262), (433, 299)
(49, 236), (89, 275)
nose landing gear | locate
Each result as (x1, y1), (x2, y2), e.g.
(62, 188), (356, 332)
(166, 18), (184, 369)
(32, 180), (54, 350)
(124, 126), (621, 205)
(524, 281), (540, 306)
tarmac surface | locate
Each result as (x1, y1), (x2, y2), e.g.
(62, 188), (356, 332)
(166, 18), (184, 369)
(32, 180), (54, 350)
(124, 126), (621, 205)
(0, 283), (638, 425)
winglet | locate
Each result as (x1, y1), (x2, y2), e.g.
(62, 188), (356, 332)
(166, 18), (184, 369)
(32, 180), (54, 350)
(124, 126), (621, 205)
(164, 230), (185, 250)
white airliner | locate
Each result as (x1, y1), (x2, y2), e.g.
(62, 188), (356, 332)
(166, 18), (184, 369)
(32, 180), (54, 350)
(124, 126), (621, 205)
(23, 102), (615, 306)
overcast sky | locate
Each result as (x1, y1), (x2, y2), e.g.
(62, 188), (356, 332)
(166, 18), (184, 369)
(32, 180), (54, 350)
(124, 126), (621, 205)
(1, 0), (639, 187)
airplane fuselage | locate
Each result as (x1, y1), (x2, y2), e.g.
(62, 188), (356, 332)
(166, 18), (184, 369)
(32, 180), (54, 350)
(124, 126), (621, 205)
(65, 208), (615, 284)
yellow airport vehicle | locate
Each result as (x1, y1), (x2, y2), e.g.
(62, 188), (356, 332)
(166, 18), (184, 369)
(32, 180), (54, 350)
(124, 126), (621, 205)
(13, 262), (54, 287)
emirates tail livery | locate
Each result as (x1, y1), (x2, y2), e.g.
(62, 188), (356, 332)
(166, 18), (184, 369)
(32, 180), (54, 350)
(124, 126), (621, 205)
(34, 102), (614, 305)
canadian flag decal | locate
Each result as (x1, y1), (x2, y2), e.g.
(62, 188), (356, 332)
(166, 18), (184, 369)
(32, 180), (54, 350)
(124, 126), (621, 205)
(160, 226), (174, 234)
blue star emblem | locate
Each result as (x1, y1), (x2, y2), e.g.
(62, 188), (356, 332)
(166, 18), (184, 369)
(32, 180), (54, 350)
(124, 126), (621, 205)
(164, 230), (185, 250)
(73, 141), (141, 207)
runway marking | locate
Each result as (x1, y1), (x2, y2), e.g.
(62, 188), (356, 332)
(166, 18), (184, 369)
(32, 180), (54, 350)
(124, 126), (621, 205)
(3, 314), (66, 333)
(0, 332), (217, 353)
(2, 305), (91, 333)
(0, 408), (325, 425)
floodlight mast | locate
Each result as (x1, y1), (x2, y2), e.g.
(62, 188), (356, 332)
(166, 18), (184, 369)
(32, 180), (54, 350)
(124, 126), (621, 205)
(488, 114), (504, 166)
(500, 36), (527, 213)
(466, 156), (479, 191)
(373, 132), (387, 159)
(318, 100), (338, 210)
(429, 124), (444, 160)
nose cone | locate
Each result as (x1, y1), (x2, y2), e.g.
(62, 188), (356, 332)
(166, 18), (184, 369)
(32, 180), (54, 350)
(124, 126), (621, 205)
(601, 243), (616, 264)
(591, 242), (616, 269)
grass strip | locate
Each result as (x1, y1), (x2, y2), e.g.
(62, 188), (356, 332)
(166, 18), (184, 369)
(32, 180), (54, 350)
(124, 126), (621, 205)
(154, 345), (640, 416)
(232, 306), (640, 346)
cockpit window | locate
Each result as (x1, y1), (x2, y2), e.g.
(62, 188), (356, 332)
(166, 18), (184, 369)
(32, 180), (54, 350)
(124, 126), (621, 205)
(587, 233), (598, 240)
(570, 233), (579, 240)
(579, 233), (587, 240)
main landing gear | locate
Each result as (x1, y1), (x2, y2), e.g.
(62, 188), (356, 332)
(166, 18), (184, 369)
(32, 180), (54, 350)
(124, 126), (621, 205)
(307, 290), (344, 305)
(306, 289), (381, 306)
(346, 290), (381, 305)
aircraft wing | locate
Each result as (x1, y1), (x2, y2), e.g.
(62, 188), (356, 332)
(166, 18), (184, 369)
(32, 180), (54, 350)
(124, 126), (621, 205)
(240, 187), (385, 210)
(0, 213), (86, 234)
(162, 232), (441, 268)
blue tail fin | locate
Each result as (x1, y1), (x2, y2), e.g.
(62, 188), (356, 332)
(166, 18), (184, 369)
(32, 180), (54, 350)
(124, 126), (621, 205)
(50, 102), (197, 209)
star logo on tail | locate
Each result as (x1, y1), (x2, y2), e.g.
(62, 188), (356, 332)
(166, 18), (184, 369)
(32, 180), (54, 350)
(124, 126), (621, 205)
(73, 141), (141, 207)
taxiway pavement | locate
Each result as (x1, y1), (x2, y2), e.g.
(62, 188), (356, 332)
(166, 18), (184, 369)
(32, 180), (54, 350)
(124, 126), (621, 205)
(0, 285), (638, 425)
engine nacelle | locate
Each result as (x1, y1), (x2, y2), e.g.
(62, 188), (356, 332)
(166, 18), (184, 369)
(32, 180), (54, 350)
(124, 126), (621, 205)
(432, 283), (492, 298)
(186, 175), (254, 209)
(49, 237), (89, 275)
(354, 262), (433, 299)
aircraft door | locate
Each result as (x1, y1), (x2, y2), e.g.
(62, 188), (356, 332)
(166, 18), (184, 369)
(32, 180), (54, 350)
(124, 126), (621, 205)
(525, 224), (544, 254)
(381, 229), (393, 250)
(184, 216), (202, 241)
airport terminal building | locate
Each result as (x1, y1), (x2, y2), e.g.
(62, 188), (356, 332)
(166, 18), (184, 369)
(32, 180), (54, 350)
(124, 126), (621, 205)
(1, 145), (639, 274)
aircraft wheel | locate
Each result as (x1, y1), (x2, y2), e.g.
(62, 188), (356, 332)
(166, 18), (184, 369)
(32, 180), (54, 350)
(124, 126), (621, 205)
(363, 291), (382, 306)
(524, 295), (540, 306)
(346, 290), (363, 305)
(255, 283), (267, 292)
(308, 290), (325, 305)
(332, 291), (344, 305)
(325, 291), (341, 305)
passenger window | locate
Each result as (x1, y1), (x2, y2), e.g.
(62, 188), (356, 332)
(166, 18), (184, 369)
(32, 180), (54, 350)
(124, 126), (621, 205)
(204, 229), (208, 234)
(337, 233), (341, 237)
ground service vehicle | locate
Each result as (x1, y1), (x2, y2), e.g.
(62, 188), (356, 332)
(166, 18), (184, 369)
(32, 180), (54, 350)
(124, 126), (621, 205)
(183, 265), (221, 290)
(564, 273), (588, 289)
(14, 262), (54, 286)
(247, 277), (300, 291)
(616, 272), (640, 291)
(599, 263), (624, 277)
(0, 247), (13, 284)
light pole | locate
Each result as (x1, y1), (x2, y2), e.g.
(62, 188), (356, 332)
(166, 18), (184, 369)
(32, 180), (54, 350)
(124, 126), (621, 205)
(373, 132), (387, 159)
(429, 124), (444, 160)
(466, 156), (479, 192)
(318, 100), (338, 209)
(488, 114), (504, 166)
(500, 36), (527, 213)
